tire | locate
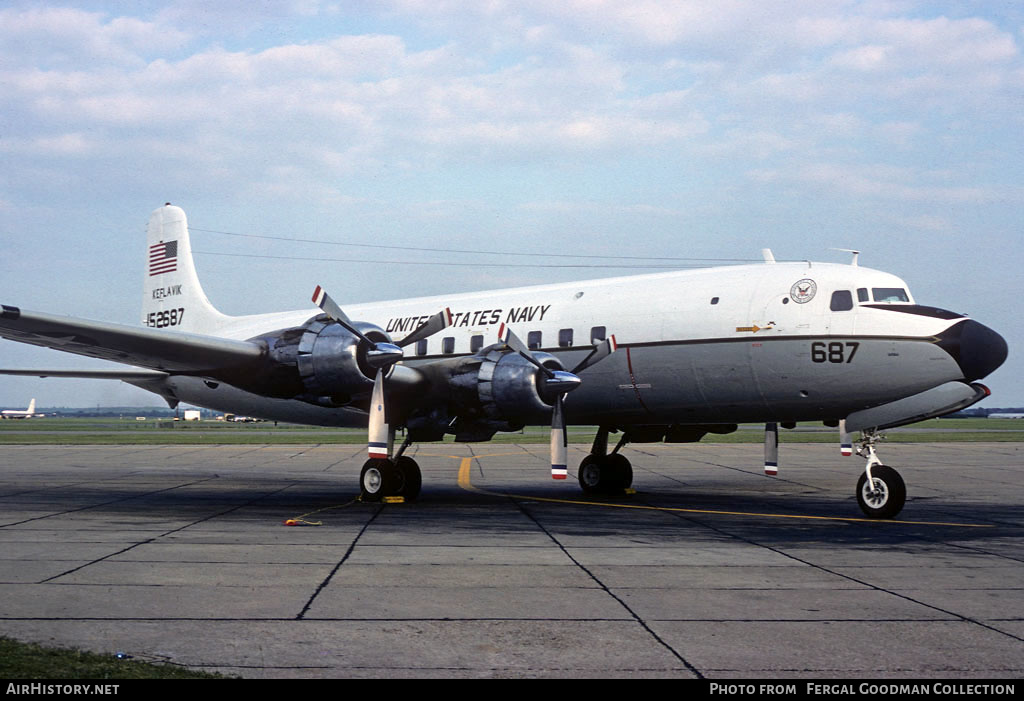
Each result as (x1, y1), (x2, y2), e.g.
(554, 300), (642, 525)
(607, 453), (633, 491)
(856, 465), (906, 519)
(394, 456), (422, 502)
(578, 454), (633, 495)
(578, 455), (604, 494)
(360, 459), (395, 502)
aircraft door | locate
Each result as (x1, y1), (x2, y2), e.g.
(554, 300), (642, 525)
(751, 273), (828, 415)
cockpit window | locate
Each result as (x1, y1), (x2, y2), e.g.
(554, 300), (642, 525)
(872, 287), (909, 303)
(857, 288), (869, 303)
(830, 290), (854, 311)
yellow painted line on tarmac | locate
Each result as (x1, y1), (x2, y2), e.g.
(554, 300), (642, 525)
(455, 457), (992, 528)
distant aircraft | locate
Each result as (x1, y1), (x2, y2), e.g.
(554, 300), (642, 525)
(0, 204), (1008, 517)
(1, 398), (40, 419)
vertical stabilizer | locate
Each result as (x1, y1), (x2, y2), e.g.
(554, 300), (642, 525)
(26, 398), (35, 414)
(142, 204), (231, 335)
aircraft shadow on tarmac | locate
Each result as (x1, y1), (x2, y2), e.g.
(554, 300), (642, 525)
(8, 476), (1022, 550)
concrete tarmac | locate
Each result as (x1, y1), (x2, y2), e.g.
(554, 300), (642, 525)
(0, 441), (1021, 678)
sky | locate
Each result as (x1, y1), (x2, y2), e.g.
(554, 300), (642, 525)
(0, 0), (1021, 409)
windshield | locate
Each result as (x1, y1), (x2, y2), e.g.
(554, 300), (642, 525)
(872, 287), (910, 303)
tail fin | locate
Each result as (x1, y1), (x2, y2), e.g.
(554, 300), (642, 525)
(142, 204), (231, 335)
(27, 398), (35, 414)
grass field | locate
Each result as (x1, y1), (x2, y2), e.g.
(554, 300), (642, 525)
(0, 637), (231, 680)
(1, 416), (1021, 444)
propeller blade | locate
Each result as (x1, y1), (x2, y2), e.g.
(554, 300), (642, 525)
(839, 419), (852, 456)
(367, 369), (390, 460)
(550, 394), (568, 480)
(396, 308), (453, 348)
(314, 285), (405, 367)
(312, 285), (374, 345)
(498, 323), (553, 377)
(499, 321), (612, 482)
(764, 422), (778, 476)
(570, 335), (618, 375)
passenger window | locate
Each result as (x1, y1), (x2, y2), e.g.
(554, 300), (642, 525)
(590, 326), (606, 344)
(416, 339), (428, 356)
(857, 288), (869, 303)
(470, 334), (483, 353)
(442, 337), (455, 354)
(710, 297), (719, 305)
(872, 287), (909, 303)
(830, 290), (854, 311)
(527, 331), (542, 350)
(558, 328), (574, 347)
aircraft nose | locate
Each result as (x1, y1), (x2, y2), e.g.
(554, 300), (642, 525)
(937, 319), (1008, 382)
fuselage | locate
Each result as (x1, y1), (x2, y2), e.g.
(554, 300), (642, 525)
(158, 260), (1004, 428)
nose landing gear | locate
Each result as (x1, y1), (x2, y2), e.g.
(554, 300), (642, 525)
(854, 431), (906, 519)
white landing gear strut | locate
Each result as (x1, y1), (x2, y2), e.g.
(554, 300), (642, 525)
(853, 430), (906, 519)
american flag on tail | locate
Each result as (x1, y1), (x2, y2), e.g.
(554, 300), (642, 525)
(149, 240), (178, 276)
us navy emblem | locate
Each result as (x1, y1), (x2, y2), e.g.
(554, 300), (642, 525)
(790, 279), (817, 304)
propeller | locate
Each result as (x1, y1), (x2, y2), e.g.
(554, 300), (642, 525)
(839, 419), (852, 456)
(498, 323), (617, 479)
(764, 422), (778, 476)
(313, 285), (451, 460)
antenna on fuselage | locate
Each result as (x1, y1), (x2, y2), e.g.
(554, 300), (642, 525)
(832, 248), (860, 266)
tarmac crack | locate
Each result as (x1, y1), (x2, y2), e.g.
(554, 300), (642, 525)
(652, 501), (1024, 645)
(509, 497), (705, 679)
(0, 475), (223, 529)
(37, 479), (297, 583)
(295, 503), (384, 620)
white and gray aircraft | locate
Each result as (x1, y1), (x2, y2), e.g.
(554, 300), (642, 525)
(1, 398), (39, 419)
(0, 204), (1008, 518)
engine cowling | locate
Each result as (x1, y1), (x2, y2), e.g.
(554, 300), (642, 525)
(250, 315), (395, 406)
(422, 347), (567, 439)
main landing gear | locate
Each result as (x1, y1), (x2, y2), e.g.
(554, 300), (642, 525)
(853, 431), (906, 519)
(578, 427), (633, 496)
(359, 438), (422, 502)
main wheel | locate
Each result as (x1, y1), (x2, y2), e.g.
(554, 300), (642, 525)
(607, 453), (633, 491)
(394, 456), (422, 501)
(578, 454), (633, 495)
(360, 458), (396, 502)
(856, 465), (906, 519)
(578, 455), (606, 494)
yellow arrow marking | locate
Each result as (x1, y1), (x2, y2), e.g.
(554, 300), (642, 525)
(735, 325), (762, 333)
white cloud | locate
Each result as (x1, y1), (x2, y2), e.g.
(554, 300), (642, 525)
(0, 7), (191, 67)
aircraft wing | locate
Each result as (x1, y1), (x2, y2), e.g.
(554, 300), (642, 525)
(0, 304), (264, 374)
(0, 368), (169, 380)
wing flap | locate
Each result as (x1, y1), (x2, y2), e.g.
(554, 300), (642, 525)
(0, 305), (264, 374)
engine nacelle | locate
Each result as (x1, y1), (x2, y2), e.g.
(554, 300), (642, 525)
(250, 315), (393, 406)
(444, 347), (566, 429)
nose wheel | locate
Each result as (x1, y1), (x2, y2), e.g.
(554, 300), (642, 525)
(853, 432), (906, 519)
(856, 464), (906, 519)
